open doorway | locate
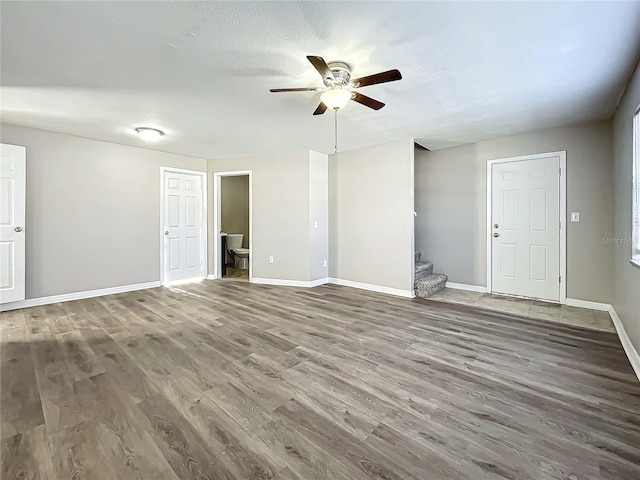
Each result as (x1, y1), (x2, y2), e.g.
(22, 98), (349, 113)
(213, 171), (252, 282)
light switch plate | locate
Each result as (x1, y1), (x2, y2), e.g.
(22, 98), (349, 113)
(570, 212), (580, 222)
(268, 256), (274, 264)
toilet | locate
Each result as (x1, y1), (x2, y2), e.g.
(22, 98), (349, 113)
(225, 233), (250, 270)
(233, 248), (250, 270)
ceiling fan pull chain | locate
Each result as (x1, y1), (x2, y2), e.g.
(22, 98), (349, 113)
(334, 109), (338, 154)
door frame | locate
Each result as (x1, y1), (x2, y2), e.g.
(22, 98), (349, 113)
(485, 151), (567, 303)
(0, 143), (26, 304)
(159, 167), (208, 285)
(212, 170), (253, 281)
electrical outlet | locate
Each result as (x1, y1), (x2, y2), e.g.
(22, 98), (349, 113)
(570, 212), (580, 223)
(268, 256), (274, 264)
(323, 260), (327, 268)
(314, 221), (319, 229)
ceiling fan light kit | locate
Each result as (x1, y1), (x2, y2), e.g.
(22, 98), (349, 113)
(320, 88), (353, 110)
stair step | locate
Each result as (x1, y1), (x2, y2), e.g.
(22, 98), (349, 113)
(415, 274), (448, 299)
(415, 261), (434, 277)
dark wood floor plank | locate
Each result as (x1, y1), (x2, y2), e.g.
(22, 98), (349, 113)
(252, 417), (374, 480)
(0, 340), (44, 440)
(56, 330), (105, 381)
(90, 338), (159, 406)
(137, 394), (237, 480)
(0, 425), (54, 480)
(46, 372), (177, 479)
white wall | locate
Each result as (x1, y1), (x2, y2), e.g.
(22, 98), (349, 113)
(0, 127), (412, 297)
(220, 175), (249, 248)
(415, 121), (614, 303)
(329, 138), (415, 293)
(309, 151), (329, 281)
(208, 150), (312, 281)
(0, 124), (206, 299)
(612, 60), (640, 354)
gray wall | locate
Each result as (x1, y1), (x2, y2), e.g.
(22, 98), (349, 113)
(329, 138), (415, 292)
(220, 175), (249, 248)
(208, 150), (312, 281)
(309, 151), (329, 281)
(612, 60), (640, 354)
(415, 121), (614, 303)
(0, 124), (206, 298)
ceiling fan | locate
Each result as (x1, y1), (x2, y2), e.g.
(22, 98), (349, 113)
(270, 55), (402, 115)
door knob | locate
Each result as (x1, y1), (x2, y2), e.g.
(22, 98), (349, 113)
(493, 224), (499, 229)
(14, 226), (23, 232)
(164, 231), (169, 236)
(493, 232), (500, 237)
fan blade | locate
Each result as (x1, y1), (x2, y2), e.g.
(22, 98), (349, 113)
(351, 92), (385, 110)
(307, 55), (335, 82)
(352, 69), (402, 88)
(270, 87), (318, 92)
(313, 102), (327, 115)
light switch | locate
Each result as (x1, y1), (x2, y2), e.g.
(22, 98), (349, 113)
(314, 221), (319, 229)
(268, 256), (274, 264)
(570, 212), (580, 223)
(323, 260), (327, 268)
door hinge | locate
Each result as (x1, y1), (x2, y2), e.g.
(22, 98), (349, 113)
(559, 275), (561, 283)
(559, 167), (561, 176)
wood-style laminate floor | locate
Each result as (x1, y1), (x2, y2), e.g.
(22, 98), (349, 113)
(1, 281), (639, 479)
(224, 267), (249, 281)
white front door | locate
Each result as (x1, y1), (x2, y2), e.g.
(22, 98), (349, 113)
(0, 144), (26, 304)
(491, 156), (560, 301)
(162, 170), (204, 284)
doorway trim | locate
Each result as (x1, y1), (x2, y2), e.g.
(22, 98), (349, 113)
(212, 170), (253, 282)
(485, 151), (567, 304)
(159, 167), (208, 285)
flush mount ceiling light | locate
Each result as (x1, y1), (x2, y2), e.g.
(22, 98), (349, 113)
(320, 87), (353, 111)
(135, 127), (164, 142)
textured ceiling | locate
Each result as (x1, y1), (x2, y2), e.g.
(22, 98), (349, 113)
(2, 1), (640, 158)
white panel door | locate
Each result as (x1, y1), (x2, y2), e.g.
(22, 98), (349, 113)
(0, 144), (26, 304)
(163, 171), (203, 284)
(491, 156), (560, 301)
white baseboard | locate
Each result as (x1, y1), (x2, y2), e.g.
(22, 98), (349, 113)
(565, 298), (611, 312)
(251, 277), (330, 288)
(445, 282), (487, 293)
(609, 306), (640, 381)
(328, 277), (414, 298)
(0, 281), (161, 312)
(310, 277), (331, 287)
(163, 277), (203, 286)
(247, 276), (413, 298)
(206, 274), (217, 280)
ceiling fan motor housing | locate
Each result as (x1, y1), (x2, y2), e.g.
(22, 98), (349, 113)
(325, 62), (352, 87)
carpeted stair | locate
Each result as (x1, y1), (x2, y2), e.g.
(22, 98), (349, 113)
(414, 251), (447, 298)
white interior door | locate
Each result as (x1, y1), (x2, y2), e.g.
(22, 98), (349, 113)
(491, 156), (560, 301)
(0, 144), (26, 304)
(162, 170), (204, 284)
